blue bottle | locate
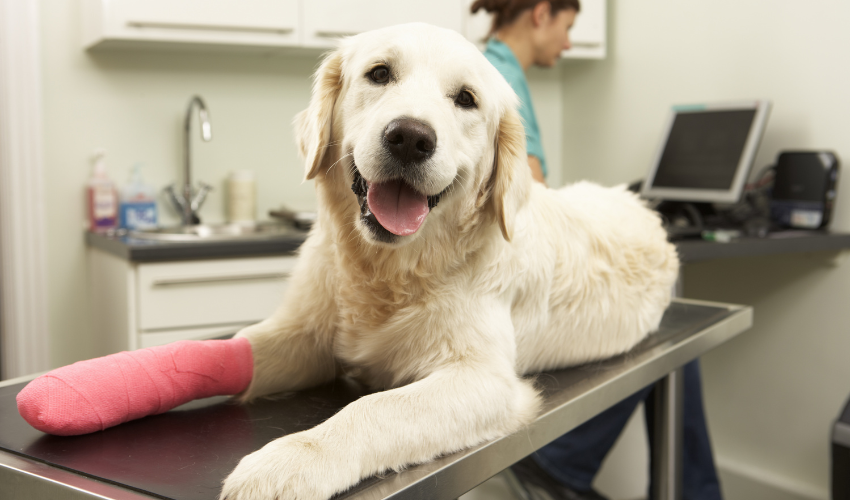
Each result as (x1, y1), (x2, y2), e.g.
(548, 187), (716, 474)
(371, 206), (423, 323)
(119, 163), (158, 230)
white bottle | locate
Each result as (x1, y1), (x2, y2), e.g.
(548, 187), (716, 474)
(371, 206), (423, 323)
(227, 170), (256, 224)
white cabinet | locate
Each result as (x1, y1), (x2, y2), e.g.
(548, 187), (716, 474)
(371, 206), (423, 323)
(464, 0), (607, 59)
(136, 258), (294, 331)
(82, 0), (301, 50)
(82, 0), (606, 57)
(88, 248), (295, 355)
(562, 0), (606, 59)
(464, 2), (494, 49)
(302, 0), (464, 48)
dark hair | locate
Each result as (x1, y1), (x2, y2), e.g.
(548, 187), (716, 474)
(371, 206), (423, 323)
(470, 0), (581, 38)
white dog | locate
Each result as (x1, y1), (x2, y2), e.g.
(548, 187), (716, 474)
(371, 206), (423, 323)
(220, 23), (679, 500)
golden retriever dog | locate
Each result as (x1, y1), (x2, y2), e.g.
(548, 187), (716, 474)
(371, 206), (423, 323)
(220, 23), (679, 500)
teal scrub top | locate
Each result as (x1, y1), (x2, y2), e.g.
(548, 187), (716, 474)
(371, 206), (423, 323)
(483, 38), (547, 178)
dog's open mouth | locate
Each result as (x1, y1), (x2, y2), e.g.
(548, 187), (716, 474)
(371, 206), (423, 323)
(351, 167), (443, 237)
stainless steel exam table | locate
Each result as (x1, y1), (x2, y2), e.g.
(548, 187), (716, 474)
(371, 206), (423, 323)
(0, 298), (752, 500)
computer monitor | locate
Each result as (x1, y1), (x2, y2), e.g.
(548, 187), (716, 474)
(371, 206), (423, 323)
(640, 100), (772, 204)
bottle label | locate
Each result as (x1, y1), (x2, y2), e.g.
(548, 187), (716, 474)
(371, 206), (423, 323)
(120, 202), (158, 230)
(93, 186), (117, 219)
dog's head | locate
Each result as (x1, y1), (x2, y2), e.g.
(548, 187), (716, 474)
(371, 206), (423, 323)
(296, 23), (531, 247)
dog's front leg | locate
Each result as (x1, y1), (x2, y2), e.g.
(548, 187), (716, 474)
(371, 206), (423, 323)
(235, 242), (339, 400)
(220, 357), (541, 500)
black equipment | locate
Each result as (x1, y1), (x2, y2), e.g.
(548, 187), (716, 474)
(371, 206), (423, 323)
(770, 151), (840, 229)
(833, 393), (850, 499)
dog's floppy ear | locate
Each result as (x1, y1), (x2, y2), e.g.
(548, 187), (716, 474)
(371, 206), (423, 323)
(491, 107), (532, 241)
(295, 49), (344, 181)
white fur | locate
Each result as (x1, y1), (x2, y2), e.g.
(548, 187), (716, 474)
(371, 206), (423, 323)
(220, 23), (679, 500)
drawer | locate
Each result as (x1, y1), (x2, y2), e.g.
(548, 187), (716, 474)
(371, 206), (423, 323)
(137, 256), (297, 331)
(138, 323), (248, 349)
(83, 0), (302, 50)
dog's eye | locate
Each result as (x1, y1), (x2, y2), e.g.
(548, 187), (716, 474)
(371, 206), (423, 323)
(455, 90), (476, 108)
(368, 65), (390, 84)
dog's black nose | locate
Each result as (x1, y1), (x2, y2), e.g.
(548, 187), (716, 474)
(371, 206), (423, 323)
(383, 118), (436, 163)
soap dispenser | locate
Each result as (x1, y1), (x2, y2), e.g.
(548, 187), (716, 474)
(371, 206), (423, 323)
(119, 163), (158, 230)
(86, 149), (118, 232)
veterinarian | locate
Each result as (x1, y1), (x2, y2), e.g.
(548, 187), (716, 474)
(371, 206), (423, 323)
(472, 1), (724, 499)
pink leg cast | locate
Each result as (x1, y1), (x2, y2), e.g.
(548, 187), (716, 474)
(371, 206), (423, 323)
(16, 337), (253, 436)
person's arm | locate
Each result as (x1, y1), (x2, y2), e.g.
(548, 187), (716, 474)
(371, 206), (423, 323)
(528, 155), (547, 186)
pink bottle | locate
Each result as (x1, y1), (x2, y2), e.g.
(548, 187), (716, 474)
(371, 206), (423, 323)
(87, 149), (118, 232)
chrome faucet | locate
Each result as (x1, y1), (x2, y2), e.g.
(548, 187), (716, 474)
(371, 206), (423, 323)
(166, 95), (213, 225)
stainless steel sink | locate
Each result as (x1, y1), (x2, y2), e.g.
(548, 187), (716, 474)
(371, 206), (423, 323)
(128, 222), (301, 242)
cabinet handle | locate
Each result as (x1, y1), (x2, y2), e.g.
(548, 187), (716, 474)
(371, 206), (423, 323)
(314, 30), (361, 38)
(152, 272), (290, 287)
(568, 41), (602, 49)
(127, 21), (295, 35)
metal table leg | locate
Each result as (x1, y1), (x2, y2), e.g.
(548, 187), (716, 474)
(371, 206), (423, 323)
(651, 367), (685, 500)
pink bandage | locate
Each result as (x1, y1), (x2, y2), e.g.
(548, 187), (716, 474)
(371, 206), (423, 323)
(16, 337), (253, 436)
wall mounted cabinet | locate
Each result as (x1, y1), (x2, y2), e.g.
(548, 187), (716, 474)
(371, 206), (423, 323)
(82, 0), (301, 50)
(82, 0), (606, 59)
(302, 0), (464, 48)
(563, 0), (606, 59)
(465, 0), (606, 59)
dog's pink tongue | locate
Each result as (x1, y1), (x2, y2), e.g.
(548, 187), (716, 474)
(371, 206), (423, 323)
(367, 180), (429, 236)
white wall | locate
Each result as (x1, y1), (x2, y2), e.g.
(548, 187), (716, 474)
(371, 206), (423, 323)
(38, 1), (566, 368)
(561, 1), (850, 499)
(528, 65), (565, 189)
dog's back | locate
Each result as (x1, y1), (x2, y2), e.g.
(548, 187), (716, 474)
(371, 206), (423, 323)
(510, 181), (680, 374)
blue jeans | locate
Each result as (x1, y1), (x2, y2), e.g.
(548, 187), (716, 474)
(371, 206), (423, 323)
(531, 360), (722, 500)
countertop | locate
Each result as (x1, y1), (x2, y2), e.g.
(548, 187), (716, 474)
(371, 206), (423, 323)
(86, 226), (309, 262)
(87, 225), (850, 265)
(675, 229), (850, 264)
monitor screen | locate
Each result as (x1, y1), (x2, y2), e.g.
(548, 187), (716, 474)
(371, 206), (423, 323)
(641, 101), (771, 204)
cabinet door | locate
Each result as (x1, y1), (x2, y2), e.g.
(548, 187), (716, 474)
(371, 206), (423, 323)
(303, 0), (464, 48)
(465, 0), (494, 49)
(136, 256), (297, 331)
(85, 0), (301, 49)
(464, 0), (606, 59)
(562, 0), (606, 59)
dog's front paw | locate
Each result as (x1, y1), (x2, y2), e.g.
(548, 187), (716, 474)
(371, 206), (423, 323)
(220, 431), (359, 500)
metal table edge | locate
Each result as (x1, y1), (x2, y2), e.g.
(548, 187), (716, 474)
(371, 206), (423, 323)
(0, 449), (162, 500)
(0, 372), (44, 388)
